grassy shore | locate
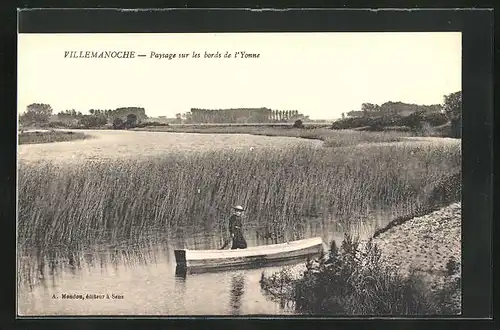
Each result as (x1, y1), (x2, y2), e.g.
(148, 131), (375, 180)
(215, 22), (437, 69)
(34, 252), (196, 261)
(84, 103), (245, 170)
(133, 125), (413, 147)
(18, 130), (89, 145)
(17, 138), (461, 253)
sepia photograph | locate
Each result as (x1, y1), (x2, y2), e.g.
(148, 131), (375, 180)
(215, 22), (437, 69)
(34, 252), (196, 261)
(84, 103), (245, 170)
(17, 31), (462, 316)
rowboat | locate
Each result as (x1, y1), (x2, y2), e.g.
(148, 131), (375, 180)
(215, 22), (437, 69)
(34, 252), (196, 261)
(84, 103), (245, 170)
(174, 237), (325, 275)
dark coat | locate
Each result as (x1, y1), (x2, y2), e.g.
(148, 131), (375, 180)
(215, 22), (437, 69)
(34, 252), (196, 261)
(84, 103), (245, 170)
(229, 213), (247, 249)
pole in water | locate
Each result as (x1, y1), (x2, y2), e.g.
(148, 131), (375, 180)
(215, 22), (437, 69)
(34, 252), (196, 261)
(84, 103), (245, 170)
(220, 237), (232, 250)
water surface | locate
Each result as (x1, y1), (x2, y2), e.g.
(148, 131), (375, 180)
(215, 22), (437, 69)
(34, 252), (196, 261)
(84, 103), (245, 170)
(18, 216), (383, 316)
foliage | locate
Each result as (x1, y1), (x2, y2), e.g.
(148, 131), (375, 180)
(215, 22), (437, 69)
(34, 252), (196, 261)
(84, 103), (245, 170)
(292, 119), (305, 129)
(443, 91), (462, 120)
(261, 234), (461, 315)
(126, 113), (138, 126)
(339, 99), (455, 137)
(443, 91), (462, 138)
(423, 112), (448, 127)
(79, 115), (107, 128)
(20, 103), (53, 124)
(189, 108), (304, 124)
(347, 102), (442, 119)
(18, 141), (460, 252)
(53, 107), (148, 129)
(112, 118), (125, 129)
(332, 111), (448, 134)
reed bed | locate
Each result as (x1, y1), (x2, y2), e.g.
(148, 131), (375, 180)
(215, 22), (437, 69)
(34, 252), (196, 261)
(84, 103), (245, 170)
(17, 141), (461, 255)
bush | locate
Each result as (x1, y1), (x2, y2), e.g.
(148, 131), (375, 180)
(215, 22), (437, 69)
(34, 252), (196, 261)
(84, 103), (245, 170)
(423, 112), (448, 127)
(112, 118), (125, 129)
(293, 119), (305, 129)
(46, 121), (68, 128)
(332, 112), (449, 134)
(135, 121), (170, 128)
(261, 234), (461, 315)
(294, 235), (435, 315)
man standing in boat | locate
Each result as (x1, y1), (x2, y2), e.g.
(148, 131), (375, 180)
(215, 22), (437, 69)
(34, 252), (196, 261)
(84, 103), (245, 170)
(228, 205), (248, 249)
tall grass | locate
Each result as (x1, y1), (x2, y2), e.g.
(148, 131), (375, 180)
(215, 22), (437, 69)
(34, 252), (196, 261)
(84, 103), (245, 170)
(17, 141), (461, 254)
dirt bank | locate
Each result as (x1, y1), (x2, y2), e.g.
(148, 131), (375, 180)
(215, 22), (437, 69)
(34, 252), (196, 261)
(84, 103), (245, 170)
(260, 202), (462, 313)
(371, 202), (461, 296)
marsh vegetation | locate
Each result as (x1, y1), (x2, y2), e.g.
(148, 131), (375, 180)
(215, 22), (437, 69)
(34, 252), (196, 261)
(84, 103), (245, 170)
(18, 135), (460, 253)
(17, 128), (461, 315)
(18, 129), (89, 145)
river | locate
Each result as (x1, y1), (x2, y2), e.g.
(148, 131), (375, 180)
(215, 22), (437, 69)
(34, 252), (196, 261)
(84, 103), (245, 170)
(17, 214), (382, 316)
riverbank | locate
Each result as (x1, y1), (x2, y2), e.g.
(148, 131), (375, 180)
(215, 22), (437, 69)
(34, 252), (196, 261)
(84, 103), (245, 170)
(260, 202), (462, 315)
(371, 202), (461, 307)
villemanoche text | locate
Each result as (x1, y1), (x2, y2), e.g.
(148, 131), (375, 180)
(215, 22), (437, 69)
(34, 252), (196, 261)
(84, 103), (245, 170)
(64, 50), (260, 59)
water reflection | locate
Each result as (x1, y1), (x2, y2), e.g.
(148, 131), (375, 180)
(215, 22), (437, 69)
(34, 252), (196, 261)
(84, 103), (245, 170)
(229, 274), (245, 315)
(18, 212), (388, 316)
(175, 265), (187, 279)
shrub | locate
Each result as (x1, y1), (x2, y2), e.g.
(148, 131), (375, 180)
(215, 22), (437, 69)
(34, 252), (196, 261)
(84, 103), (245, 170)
(47, 121), (68, 128)
(112, 118), (125, 129)
(423, 112), (448, 127)
(293, 119), (305, 129)
(262, 234), (461, 315)
(332, 112), (449, 134)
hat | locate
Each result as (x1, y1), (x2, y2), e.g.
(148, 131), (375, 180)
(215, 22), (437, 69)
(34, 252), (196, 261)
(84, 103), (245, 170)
(233, 205), (245, 211)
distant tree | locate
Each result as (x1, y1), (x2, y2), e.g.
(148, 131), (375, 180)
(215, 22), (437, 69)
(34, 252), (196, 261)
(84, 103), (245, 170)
(21, 103), (53, 124)
(112, 118), (124, 129)
(443, 91), (462, 119)
(126, 113), (138, 127)
(293, 119), (305, 129)
(443, 91), (462, 138)
(361, 103), (377, 113)
(78, 115), (100, 128)
(402, 110), (425, 131)
(341, 113), (345, 119)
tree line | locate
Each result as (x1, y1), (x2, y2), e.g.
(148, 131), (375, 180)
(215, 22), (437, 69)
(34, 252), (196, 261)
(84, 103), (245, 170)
(179, 108), (308, 124)
(343, 101), (443, 119)
(333, 91), (462, 138)
(19, 105), (148, 129)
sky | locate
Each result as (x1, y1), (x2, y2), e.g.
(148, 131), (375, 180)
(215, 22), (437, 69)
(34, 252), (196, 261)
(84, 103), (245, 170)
(17, 32), (461, 120)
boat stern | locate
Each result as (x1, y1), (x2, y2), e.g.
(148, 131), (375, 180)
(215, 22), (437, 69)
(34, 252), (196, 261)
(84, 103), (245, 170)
(174, 249), (187, 267)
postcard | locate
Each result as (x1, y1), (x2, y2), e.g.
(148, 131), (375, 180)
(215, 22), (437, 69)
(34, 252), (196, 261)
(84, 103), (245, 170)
(17, 24), (464, 316)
